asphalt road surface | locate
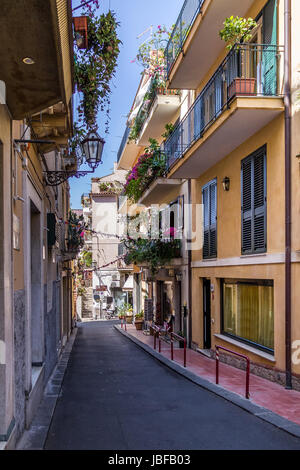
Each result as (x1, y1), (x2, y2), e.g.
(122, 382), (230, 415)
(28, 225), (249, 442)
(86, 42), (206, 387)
(44, 321), (300, 450)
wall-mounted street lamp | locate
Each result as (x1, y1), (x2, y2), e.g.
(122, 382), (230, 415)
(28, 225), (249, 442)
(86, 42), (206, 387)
(222, 176), (230, 192)
(44, 130), (105, 186)
(82, 131), (105, 170)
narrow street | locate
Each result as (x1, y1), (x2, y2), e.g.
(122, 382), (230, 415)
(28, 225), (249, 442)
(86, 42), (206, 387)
(44, 322), (300, 450)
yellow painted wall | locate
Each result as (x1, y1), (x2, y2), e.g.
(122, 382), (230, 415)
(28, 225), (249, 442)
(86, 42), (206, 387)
(189, 113), (296, 373)
(192, 113), (285, 261)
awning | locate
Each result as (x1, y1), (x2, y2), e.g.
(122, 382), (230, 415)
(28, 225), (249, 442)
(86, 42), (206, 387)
(122, 275), (134, 291)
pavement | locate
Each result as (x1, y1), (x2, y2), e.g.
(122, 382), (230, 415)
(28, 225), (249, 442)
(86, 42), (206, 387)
(117, 324), (300, 431)
(36, 321), (300, 450)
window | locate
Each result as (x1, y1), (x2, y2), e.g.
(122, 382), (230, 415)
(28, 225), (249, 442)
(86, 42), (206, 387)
(222, 279), (274, 353)
(241, 146), (266, 254)
(160, 196), (184, 240)
(202, 179), (217, 259)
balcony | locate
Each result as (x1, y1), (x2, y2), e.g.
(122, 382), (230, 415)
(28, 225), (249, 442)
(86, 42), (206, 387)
(117, 126), (142, 170)
(0, 0), (74, 119)
(138, 177), (183, 206)
(134, 86), (181, 146)
(164, 44), (284, 178)
(165, 0), (255, 89)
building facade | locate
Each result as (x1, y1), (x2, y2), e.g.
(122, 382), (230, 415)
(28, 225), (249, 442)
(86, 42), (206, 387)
(118, 0), (300, 388)
(0, 0), (76, 448)
(77, 165), (130, 320)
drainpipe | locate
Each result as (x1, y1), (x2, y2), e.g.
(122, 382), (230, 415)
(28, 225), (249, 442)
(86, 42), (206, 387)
(188, 179), (192, 349)
(284, 0), (292, 389)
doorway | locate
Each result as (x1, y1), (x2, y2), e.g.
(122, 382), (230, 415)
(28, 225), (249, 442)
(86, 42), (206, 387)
(203, 279), (211, 349)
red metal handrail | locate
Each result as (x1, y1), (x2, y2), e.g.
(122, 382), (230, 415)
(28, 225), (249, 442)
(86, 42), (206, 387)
(152, 325), (161, 350)
(171, 332), (187, 368)
(157, 329), (187, 368)
(215, 345), (250, 399)
(120, 317), (127, 332)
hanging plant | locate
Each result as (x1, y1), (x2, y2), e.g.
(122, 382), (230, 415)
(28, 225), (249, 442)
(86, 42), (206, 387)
(124, 139), (167, 203)
(123, 237), (181, 275)
(67, 210), (87, 252)
(74, 6), (122, 133)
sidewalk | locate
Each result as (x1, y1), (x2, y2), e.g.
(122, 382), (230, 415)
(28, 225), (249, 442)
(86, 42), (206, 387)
(116, 324), (300, 429)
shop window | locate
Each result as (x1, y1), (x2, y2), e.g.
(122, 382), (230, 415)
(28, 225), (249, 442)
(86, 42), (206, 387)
(222, 279), (274, 353)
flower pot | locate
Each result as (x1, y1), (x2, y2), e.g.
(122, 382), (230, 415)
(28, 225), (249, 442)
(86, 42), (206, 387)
(126, 315), (133, 324)
(73, 16), (88, 49)
(228, 78), (256, 99)
(135, 319), (144, 331)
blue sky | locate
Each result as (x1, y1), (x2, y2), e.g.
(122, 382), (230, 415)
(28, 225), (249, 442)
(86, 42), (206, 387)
(70, 0), (183, 208)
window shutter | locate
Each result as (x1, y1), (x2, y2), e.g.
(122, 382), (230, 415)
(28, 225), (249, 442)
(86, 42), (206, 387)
(253, 152), (266, 251)
(47, 213), (56, 247)
(203, 186), (210, 258)
(241, 158), (252, 253)
(209, 182), (217, 257)
(241, 146), (266, 254)
(202, 179), (217, 259)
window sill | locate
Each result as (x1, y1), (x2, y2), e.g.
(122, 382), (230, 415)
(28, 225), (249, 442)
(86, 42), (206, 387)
(240, 253), (267, 259)
(214, 334), (275, 363)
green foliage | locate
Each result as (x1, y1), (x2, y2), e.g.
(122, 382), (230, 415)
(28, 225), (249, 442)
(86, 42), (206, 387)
(82, 250), (92, 268)
(133, 25), (171, 80)
(67, 210), (86, 252)
(77, 287), (87, 297)
(98, 181), (123, 194)
(123, 238), (181, 274)
(219, 16), (257, 50)
(124, 140), (167, 203)
(74, 8), (122, 132)
(162, 122), (175, 139)
(135, 311), (144, 319)
(117, 302), (133, 317)
(128, 75), (168, 143)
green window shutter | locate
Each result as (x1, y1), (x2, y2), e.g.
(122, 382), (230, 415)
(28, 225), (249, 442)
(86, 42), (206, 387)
(262, 0), (278, 95)
(47, 213), (56, 247)
(202, 179), (217, 259)
(241, 146), (266, 254)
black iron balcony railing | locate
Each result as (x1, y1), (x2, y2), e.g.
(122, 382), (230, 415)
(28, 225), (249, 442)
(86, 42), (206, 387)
(130, 77), (180, 142)
(117, 126), (131, 162)
(165, 0), (204, 78)
(164, 43), (284, 170)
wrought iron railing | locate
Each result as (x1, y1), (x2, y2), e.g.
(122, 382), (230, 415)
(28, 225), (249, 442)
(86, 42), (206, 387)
(164, 44), (284, 170)
(165, 0), (204, 78)
(130, 76), (180, 142)
(117, 126), (131, 162)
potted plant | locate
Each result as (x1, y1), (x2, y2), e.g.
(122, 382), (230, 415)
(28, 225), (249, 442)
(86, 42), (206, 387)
(125, 305), (133, 324)
(219, 16), (257, 99)
(73, 16), (88, 49)
(134, 311), (144, 331)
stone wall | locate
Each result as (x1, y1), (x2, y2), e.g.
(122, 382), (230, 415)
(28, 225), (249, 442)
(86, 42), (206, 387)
(44, 281), (61, 385)
(13, 289), (26, 441)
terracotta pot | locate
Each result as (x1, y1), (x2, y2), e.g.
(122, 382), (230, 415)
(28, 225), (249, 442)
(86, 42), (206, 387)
(228, 78), (256, 99)
(73, 16), (88, 49)
(135, 320), (144, 331)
